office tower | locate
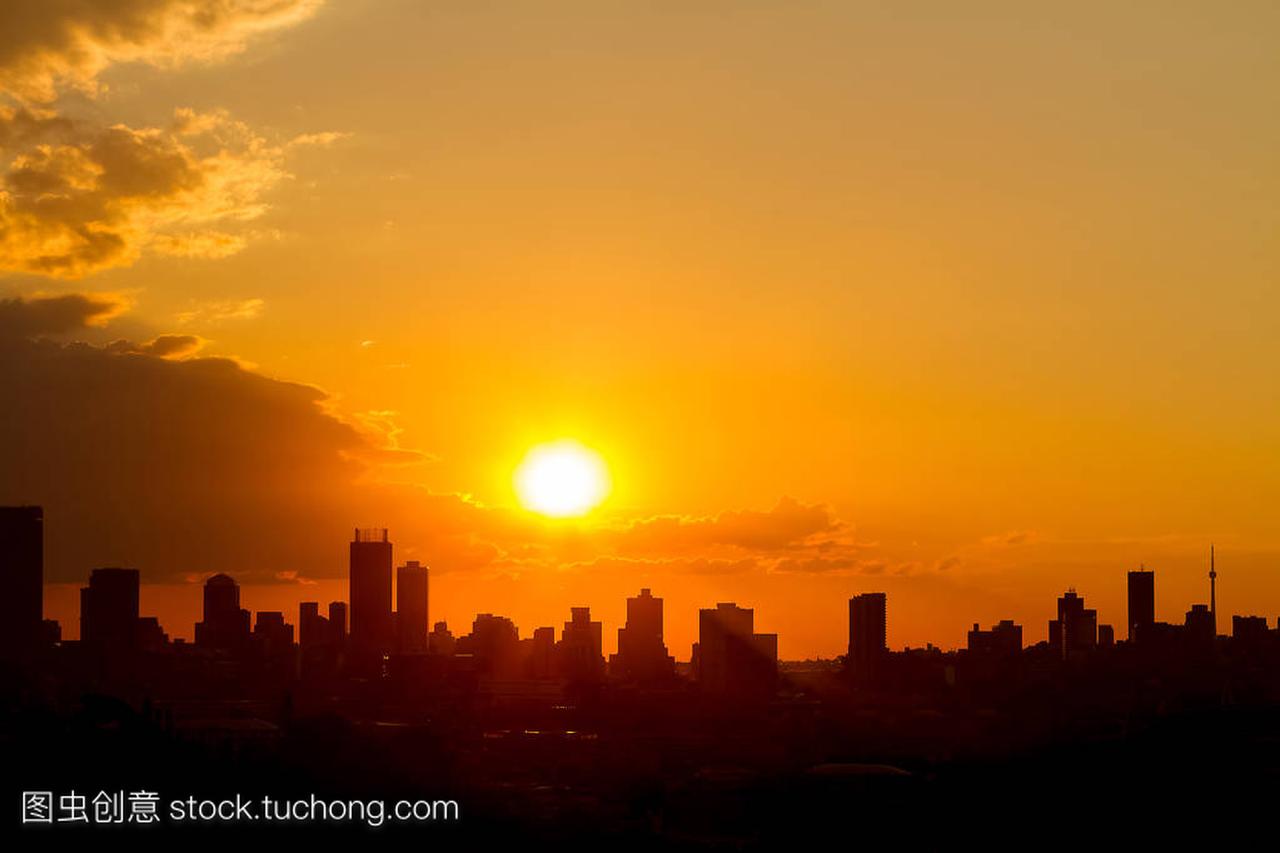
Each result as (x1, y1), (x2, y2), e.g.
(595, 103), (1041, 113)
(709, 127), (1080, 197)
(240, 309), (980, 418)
(136, 617), (169, 651)
(612, 588), (675, 682)
(194, 573), (251, 651)
(395, 560), (429, 654)
(557, 607), (604, 683)
(349, 528), (393, 660)
(80, 567), (140, 658)
(1098, 624), (1115, 647)
(1232, 615), (1269, 643)
(848, 593), (888, 682)
(967, 620), (1022, 656)
(1127, 568), (1155, 642)
(529, 626), (555, 679)
(696, 602), (778, 697)
(461, 613), (520, 675)
(1049, 590), (1097, 659)
(328, 601), (348, 641)
(0, 506), (43, 658)
(299, 601), (334, 649)
(1185, 604), (1215, 645)
(429, 621), (455, 656)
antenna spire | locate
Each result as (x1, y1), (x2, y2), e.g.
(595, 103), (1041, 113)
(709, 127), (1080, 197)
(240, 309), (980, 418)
(1209, 544), (1217, 633)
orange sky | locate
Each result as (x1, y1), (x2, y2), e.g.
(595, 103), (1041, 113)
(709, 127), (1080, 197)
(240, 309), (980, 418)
(3, 2), (1278, 657)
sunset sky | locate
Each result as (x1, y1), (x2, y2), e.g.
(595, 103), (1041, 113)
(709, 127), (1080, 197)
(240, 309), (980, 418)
(2, 1), (1278, 657)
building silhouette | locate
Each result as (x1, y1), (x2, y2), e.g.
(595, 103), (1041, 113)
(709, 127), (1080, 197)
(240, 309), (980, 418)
(1232, 615), (1269, 643)
(695, 602), (778, 697)
(1049, 590), (1097, 659)
(396, 560), (429, 654)
(459, 613), (520, 675)
(967, 619), (1022, 656)
(429, 620), (455, 656)
(194, 573), (251, 652)
(80, 567), (141, 664)
(349, 528), (393, 664)
(0, 506), (43, 659)
(529, 625), (555, 679)
(848, 593), (888, 682)
(611, 588), (675, 683)
(1127, 568), (1155, 641)
(557, 607), (604, 684)
(1185, 603), (1215, 645)
(328, 601), (348, 641)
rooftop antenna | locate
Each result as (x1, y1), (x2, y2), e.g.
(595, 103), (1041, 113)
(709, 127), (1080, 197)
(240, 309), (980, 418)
(1209, 544), (1217, 631)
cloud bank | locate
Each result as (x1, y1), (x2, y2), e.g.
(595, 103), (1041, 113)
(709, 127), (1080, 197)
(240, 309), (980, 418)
(0, 0), (323, 102)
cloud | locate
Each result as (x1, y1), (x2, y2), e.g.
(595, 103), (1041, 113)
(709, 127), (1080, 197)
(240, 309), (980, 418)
(0, 0), (324, 103)
(0, 295), (868, 588)
(981, 530), (1039, 547)
(0, 291), (129, 336)
(106, 333), (206, 359)
(0, 107), (296, 277)
(175, 296), (265, 324)
(613, 497), (846, 555)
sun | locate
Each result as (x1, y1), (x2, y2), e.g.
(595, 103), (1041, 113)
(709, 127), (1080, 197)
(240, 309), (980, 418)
(514, 440), (611, 517)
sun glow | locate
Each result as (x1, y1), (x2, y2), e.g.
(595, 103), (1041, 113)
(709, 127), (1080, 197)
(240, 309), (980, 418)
(514, 440), (611, 517)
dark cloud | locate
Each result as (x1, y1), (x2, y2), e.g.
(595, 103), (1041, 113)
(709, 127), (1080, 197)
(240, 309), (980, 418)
(106, 333), (206, 359)
(0, 296), (866, 586)
(0, 292), (129, 337)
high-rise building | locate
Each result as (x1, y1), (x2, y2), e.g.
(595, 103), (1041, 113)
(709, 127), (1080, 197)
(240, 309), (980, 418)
(300, 601), (333, 649)
(80, 567), (140, 659)
(328, 601), (348, 641)
(611, 588), (675, 682)
(194, 573), (250, 652)
(429, 620), (455, 656)
(696, 602), (778, 697)
(848, 593), (888, 682)
(1185, 603), (1215, 645)
(1098, 624), (1115, 647)
(529, 626), (555, 679)
(0, 506), (43, 658)
(349, 528), (393, 661)
(557, 606), (604, 683)
(1049, 590), (1097, 659)
(1127, 568), (1155, 642)
(967, 620), (1022, 656)
(395, 560), (429, 654)
(459, 613), (520, 675)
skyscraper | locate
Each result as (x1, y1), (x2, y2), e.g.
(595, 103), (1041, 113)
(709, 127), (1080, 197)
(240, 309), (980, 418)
(696, 602), (778, 697)
(1127, 568), (1155, 642)
(848, 592), (887, 682)
(396, 560), (429, 654)
(612, 588), (675, 682)
(1049, 590), (1097, 659)
(0, 506), (43, 658)
(349, 528), (393, 662)
(328, 601), (348, 641)
(557, 606), (604, 683)
(194, 573), (250, 652)
(80, 567), (140, 659)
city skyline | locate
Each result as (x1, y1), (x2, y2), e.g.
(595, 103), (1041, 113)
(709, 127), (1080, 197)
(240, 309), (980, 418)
(2, 1), (1279, 662)
(12, 507), (1258, 660)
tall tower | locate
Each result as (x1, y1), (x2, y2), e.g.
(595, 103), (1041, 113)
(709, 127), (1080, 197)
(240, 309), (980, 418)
(0, 506), (43, 659)
(1209, 544), (1217, 634)
(395, 560), (429, 654)
(848, 593), (888, 682)
(349, 528), (393, 661)
(1126, 566), (1155, 642)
